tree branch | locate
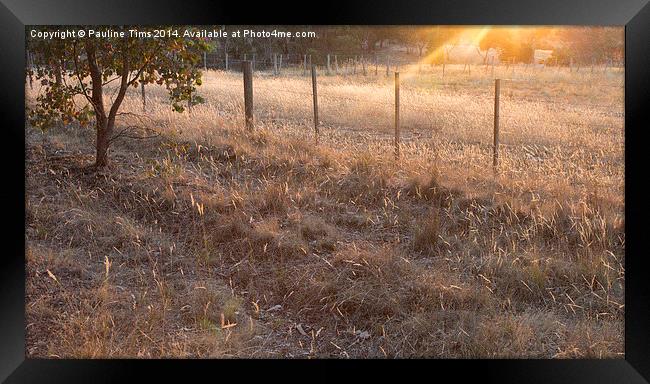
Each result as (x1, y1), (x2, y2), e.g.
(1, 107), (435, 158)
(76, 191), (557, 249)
(108, 124), (160, 145)
(107, 38), (131, 124)
(102, 76), (122, 87)
(128, 43), (158, 87)
(72, 41), (96, 109)
(84, 40), (106, 120)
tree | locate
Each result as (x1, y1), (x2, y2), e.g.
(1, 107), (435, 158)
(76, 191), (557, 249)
(425, 27), (464, 64)
(480, 29), (511, 62)
(27, 26), (209, 168)
(400, 27), (431, 57)
(367, 27), (394, 50)
(556, 26), (623, 65)
(479, 28), (536, 64)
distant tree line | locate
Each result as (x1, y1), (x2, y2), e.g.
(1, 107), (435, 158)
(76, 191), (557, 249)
(211, 26), (623, 65)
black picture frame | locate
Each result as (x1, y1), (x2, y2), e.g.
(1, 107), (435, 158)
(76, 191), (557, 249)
(1, 0), (648, 382)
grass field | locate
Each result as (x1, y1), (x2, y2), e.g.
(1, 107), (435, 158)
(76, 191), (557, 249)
(25, 64), (625, 358)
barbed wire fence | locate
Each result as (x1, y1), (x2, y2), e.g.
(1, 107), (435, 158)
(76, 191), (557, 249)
(137, 54), (624, 175)
(200, 51), (625, 78)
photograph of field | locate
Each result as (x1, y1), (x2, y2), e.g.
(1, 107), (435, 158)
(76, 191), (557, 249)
(25, 26), (624, 358)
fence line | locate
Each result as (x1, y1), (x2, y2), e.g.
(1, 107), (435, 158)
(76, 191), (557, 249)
(123, 60), (624, 173)
(502, 78), (625, 88)
(242, 75), (623, 115)
(256, 81), (618, 169)
(171, 84), (622, 123)
(249, 83), (622, 119)
(201, 51), (623, 79)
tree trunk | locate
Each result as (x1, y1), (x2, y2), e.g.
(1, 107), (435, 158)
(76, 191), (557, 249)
(85, 39), (130, 168)
(85, 41), (109, 168)
(95, 116), (111, 168)
(54, 62), (62, 86)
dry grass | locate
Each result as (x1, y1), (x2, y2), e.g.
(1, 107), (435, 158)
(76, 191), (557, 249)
(25, 63), (624, 358)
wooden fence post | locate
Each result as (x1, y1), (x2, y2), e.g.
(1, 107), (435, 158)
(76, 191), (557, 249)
(327, 54), (331, 75)
(442, 55), (446, 78)
(203, 52), (207, 71)
(274, 54), (278, 75)
(141, 75), (146, 112)
(303, 54), (307, 76)
(311, 65), (319, 144)
(394, 72), (400, 160)
(243, 61), (254, 131)
(493, 79), (501, 173)
(252, 53), (256, 71)
(335, 55), (339, 74)
(225, 53), (229, 71)
(279, 54), (283, 74)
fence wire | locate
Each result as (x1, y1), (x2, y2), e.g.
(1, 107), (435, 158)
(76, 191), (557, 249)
(125, 58), (624, 169)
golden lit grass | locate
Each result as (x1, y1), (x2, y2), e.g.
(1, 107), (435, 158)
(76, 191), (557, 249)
(25, 64), (624, 358)
(116, 67), (622, 203)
